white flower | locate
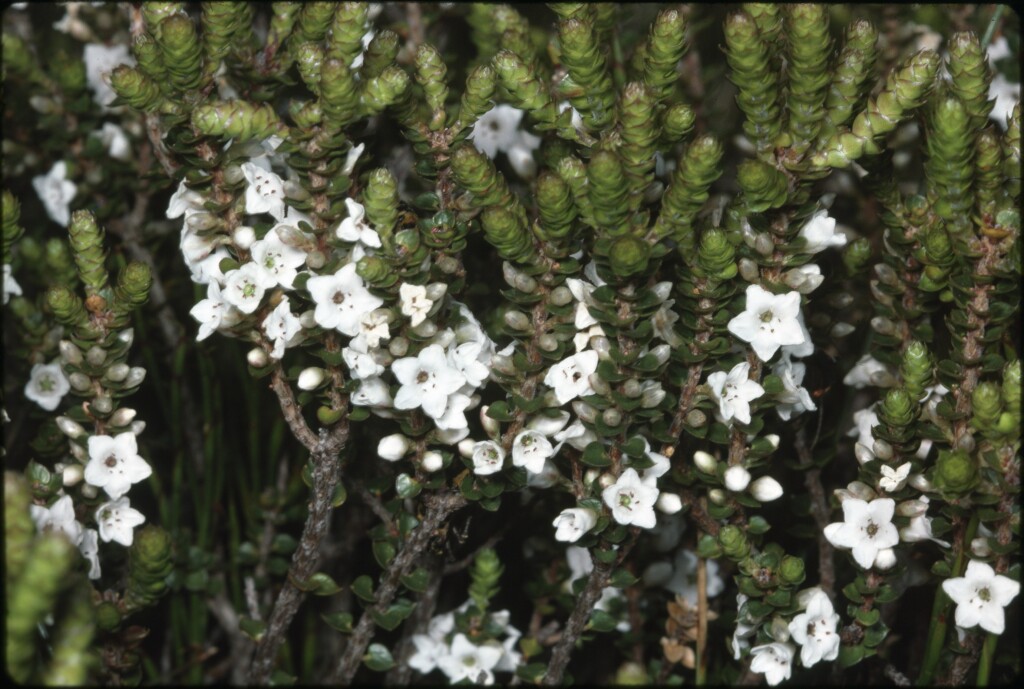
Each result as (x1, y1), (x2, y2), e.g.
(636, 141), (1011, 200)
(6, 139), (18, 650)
(446, 341), (490, 390)
(644, 550), (724, 605)
(566, 278), (600, 329)
(32, 161), (77, 226)
(24, 361), (70, 411)
(263, 297), (302, 359)
(222, 263), (275, 315)
(750, 476), (784, 502)
(342, 142), (366, 175)
(823, 498), (900, 569)
(4, 264), (22, 304)
(335, 198), (382, 248)
(84, 432), (153, 499)
(652, 300), (684, 347)
(187, 246), (231, 285)
(421, 450), (445, 472)
(242, 162), (288, 221)
(527, 410), (571, 437)
(602, 468), (659, 529)
(250, 227), (307, 289)
(553, 508), (597, 542)
(377, 434), (410, 461)
(399, 283), (433, 327)
(468, 104), (528, 158)
(342, 340), (385, 380)
(307, 263), (383, 336)
(989, 73), (1020, 130)
(472, 440), (505, 475)
(350, 377), (393, 408)
(553, 418), (597, 452)
(780, 310), (814, 359)
(798, 210), (846, 253)
(437, 633), (503, 685)
(573, 323), (606, 352)
(728, 286), (806, 362)
(849, 406), (880, 464)
(91, 122), (131, 161)
(724, 465), (752, 492)
(95, 496), (146, 546)
(843, 354), (892, 389)
(166, 180), (206, 219)
(788, 590), (841, 668)
(899, 496), (950, 548)
(190, 280), (239, 341)
(83, 43), (133, 109)
(707, 361), (765, 425)
(636, 438), (670, 486)
(355, 310), (391, 349)
(878, 462), (911, 493)
(942, 560), (1020, 635)
(749, 643), (795, 686)
(512, 430), (554, 474)
(392, 344), (467, 419)
(773, 356), (816, 421)
(433, 392), (473, 431)
(79, 528), (101, 580)
(409, 632), (450, 675)
(30, 495), (83, 546)
(731, 594), (757, 660)
(544, 350), (600, 405)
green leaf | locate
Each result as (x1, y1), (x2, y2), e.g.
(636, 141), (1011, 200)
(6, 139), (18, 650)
(331, 481), (348, 507)
(269, 670), (296, 686)
(838, 643), (866, 668)
(373, 540), (396, 567)
(363, 643), (395, 672)
(352, 575), (376, 602)
(370, 599), (414, 631)
(842, 582), (864, 604)
(322, 611), (354, 633)
(581, 441), (611, 467)
(515, 663), (548, 682)
(239, 616), (266, 642)
(298, 572), (344, 596)
(401, 567), (431, 593)
(609, 569), (639, 588)
(588, 609), (618, 632)
(486, 401), (516, 421)
(855, 608), (881, 626)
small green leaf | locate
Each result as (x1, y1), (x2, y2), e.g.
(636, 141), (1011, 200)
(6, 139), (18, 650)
(322, 612), (354, 633)
(269, 670), (296, 686)
(370, 599), (414, 630)
(363, 643), (395, 672)
(609, 569), (639, 588)
(373, 540), (396, 567)
(588, 609), (618, 632)
(352, 575), (376, 602)
(331, 481), (348, 507)
(305, 572), (343, 596)
(581, 441), (611, 467)
(239, 616), (266, 642)
(838, 643), (866, 668)
(515, 663), (548, 682)
(855, 608), (881, 626)
(400, 567), (431, 593)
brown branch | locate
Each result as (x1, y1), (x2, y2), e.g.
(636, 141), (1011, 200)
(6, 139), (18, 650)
(330, 490), (469, 685)
(268, 368), (318, 451)
(354, 480), (396, 532)
(795, 427), (835, 595)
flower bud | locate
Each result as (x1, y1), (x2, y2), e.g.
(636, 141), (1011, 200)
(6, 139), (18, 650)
(233, 226), (256, 250)
(59, 340), (83, 366)
(588, 373), (611, 397)
(724, 465), (751, 492)
(708, 488), (728, 505)
(81, 483), (99, 499)
(130, 420), (146, 435)
(955, 432), (976, 453)
(601, 408), (622, 427)
(247, 348), (269, 368)
(106, 363), (130, 382)
(656, 492), (683, 514)
(908, 473), (934, 492)
(503, 309), (531, 331)
(549, 285), (573, 306)
(970, 536), (992, 557)
(873, 548), (897, 570)
(458, 438), (477, 459)
(378, 434), (410, 461)
(69, 442), (88, 463)
(68, 372), (92, 392)
(55, 416), (87, 439)
(640, 382), (666, 408)
(86, 345), (107, 367)
(584, 469), (600, 486)
(388, 336), (409, 358)
(896, 499), (929, 518)
(749, 476), (783, 502)
(871, 439), (893, 461)
(854, 443), (875, 465)
(830, 322), (855, 338)
(590, 336), (613, 359)
(650, 344), (671, 366)
(572, 401), (598, 424)
(109, 407), (137, 427)
(693, 451), (717, 473)
(60, 463), (84, 488)
(846, 480), (877, 501)
(621, 379), (642, 398)
(421, 451), (444, 472)
(537, 334), (559, 352)
(598, 473), (616, 489)
(769, 616), (791, 643)
(411, 319), (438, 338)
(686, 409), (707, 427)
(738, 257), (760, 282)
(297, 367), (325, 390)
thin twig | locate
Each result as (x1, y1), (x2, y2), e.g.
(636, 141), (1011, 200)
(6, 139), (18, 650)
(442, 524), (509, 575)
(696, 549), (708, 686)
(354, 480), (396, 532)
(795, 427), (835, 596)
(330, 491), (469, 684)
(205, 590), (254, 685)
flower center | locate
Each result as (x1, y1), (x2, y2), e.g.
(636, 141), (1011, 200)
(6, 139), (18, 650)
(760, 309), (774, 323)
(242, 282), (256, 298)
(866, 522), (879, 537)
(978, 586), (991, 602)
(333, 291), (346, 305)
(618, 490), (634, 510)
(105, 454), (118, 468)
(417, 371), (430, 384)
(39, 375), (56, 392)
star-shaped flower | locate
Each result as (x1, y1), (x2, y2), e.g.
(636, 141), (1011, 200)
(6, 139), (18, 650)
(335, 198), (382, 248)
(24, 361), (70, 411)
(552, 508), (597, 542)
(83, 43), (133, 110)
(899, 496), (950, 548)
(399, 283), (433, 327)
(354, 310), (391, 350)
(79, 528), (101, 580)
(472, 440), (506, 476)
(30, 494), (83, 546)
(878, 462), (911, 493)
(798, 210), (846, 253)
(512, 430), (555, 474)
(773, 356), (816, 421)
(392, 344), (467, 419)
(250, 227), (307, 289)
(190, 280), (240, 341)
(707, 361), (765, 425)
(84, 432), (153, 499)
(468, 104), (530, 158)
(95, 496), (146, 546)
(437, 633), (504, 685)
(4, 263), (22, 304)
(262, 297), (302, 360)
(350, 377), (393, 408)
(749, 643), (795, 686)
(788, 589), (841, 667)
(824, 498), (900, 569)
(942, 560), (1020, 635)
(32, 161), (77, 227)
(727, 285), (806, 362)
(166, 180), (206, 219)
(307, 263), (384, 336)
(602, 468), (659, 529)
(242, 162), (288, 221)
(447, 340), (491, 389)
(222, 262), (276, 315)
(433, 392), (473, 431)
(544, 350), (600, 405)
(94, 122), (131, 161)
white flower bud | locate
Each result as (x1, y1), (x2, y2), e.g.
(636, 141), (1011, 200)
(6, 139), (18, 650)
(436, 255), (459, 274)
(90, 396), (114, 415)
(656, 493), (683, 514)
(640, 383), (666, 408)
(109, 407), (137, 427)
(537, 334), (559, 352)
(458, 438), (477, 458)
(306, 250), (326, 270)
(421, 450), (444, 472)
(873, 548), (897, 570)
(297, 367), (325, 390)
(411, 319), (437, 338)
(693, 450), (718, 474)
(649, 344), (671, 366)
(81, 482), (99, 499)
(651, 281), (673, 302)
(871, 316), (897, 336)
(828, 292), (854, 309)
(872, 439), (893, 460)
(503, 310), (531, 331)
(69, 372), (92, 391)
(223, 164), (245, 185)
(86, 346), (107, 366)
(70, 442), (88, 462)
(755, 233), (775, 256)
(491, 354), (516, 375)
(601, 408), (622, 427)
(724, 465), (751, 492)
(388, 336), (410, 358)
(830, 322), (856, 338)
(738, 258), (760, 282)
(62, 463), (84, 487)
(480, 406), (501, 439)
(621, 379), (642, 398)
(584, 469), (600, 486)
(908, 473), (934, 492)
(748, 475), (782, 502)
(764, 434), (780, 450)
(708, 488), (727, 505)
(105, 363), (129, 382)
(769, 616), (791, 643)
(247, 348), (269, 368)
(125, 366), (147, 387)
(846, 480), (877, 501)
(378, 434), (411, 461)
(571, 401), (598, 424)
(549, 286), (573, 306)
(59, 340), (83, 366)
(598, 473), (615, 489)
(502, 262), (521, 288)
(298, 310), (318, 328)
(587, 372), (611, 396)
(590, 336), (612, 359)
(55, 416), (87, 438)
(186, 211), (219, 232)
(233, 226), (256, 250)
(896, 499), (929, 518)
(130, 420), (146, 435)
(426, 283), (448, 301)
(970, 537), (992, 558)
(854, 443), (875, 465)
(955, 432), (976, 453)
